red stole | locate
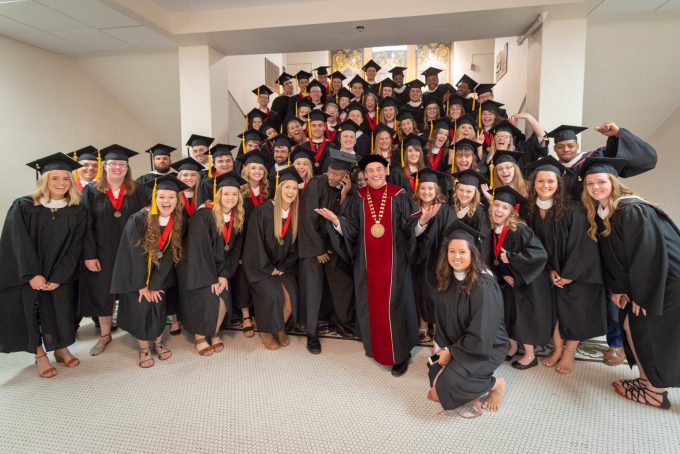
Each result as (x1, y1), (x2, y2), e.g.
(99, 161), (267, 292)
(483, 130), (493, 146)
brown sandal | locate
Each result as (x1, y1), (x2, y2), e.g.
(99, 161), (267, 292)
(153, 342), (172, 361)
(54, 353), (80, 368)
(35, 353), (57, 378)
(211, 333), (224, 353)
(242, 316), (255, 338)
(194, 337), (214, 356)
(138, 347), (155, 368)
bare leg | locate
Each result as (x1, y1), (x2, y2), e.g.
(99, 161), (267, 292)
(35, 345), (57, 378)
(194, 334), (213, 356)
(516, 344), (535, 366)
(542, 324), (563, 368)
(241, 307), (254, 338)
(89, 315), (112, 356)
(153, 335), (172, 360)
(211, 297), (227, 353)
(137, 340), (154, 368)
(277, 284), (292, 347)
(506, 339), (518, 357)
(556, 340), (578, 374)
(482, 377), (506, 412)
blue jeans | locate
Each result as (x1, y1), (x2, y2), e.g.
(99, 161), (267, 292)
(605, 289), (624, 348)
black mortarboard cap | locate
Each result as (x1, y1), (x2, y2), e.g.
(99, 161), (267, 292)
(308, 110), (329, 123)
(246, 108), (267, 122)
(186, 134), (215, 148)
(210, 143), (236, 158)
(26, 152), (81, 175)
(448, 94), (466, 106)
(491, 120), (524, 141)
(238, 129), (266, 142)
(273, 134), (294, 148)
(215, 171), (247, 189)
(432, 118), (451, 131)
(276, 72), (294, 84)
(145, 173), (189, 193)
(407, 79), (426, 89)
(362, 59), (381, 72)
(456, 74), (478, 90)
(348, 74), (369, 89)
(346, 101), (366, 115)
(442, 219), (487, 246)
(284, 115), (304, 128)
(416, 167), (448, 185)
(330, 71), (347, 81)
(492, 150), (524, 165)
(252, 85), (274, 96)
(236, 149), (266, 166)
(74, 145), (98, 161)
(373, 122), (396, 137)
(145, 143), (175, 156)
(338, 119), (360, 133)
(456, 114), (476, 127)
(171, 157), (203, 173)
(404, 133), (428, 149)
(579, 156), (628, 178)
(313, 66), (330, 76)
(388, 66), (407, 76)
(276, 166), (304, 185)
(296, 98), (315, 110)
(379, 96), (398, 109)
(423, 96), (441, 107)
(295, 70), (312, 80)
(396, 110), (416, 122)
(492, 186), (526, 205)
(307, 79), (324, 91)
(379, 78), (396, 89)
(546, 125), (588, 143)
(290, 147), (314, 163)
(454, 169), (488, 187)
(454, 138), (480, 152)
(524, 155), (571, 176)
(100, 144), (138, 161)
(337, 87), (353, 99)
(328, 148), (357, 171)
(421, 67), (443, 77)
(480, 100), (505, 114)
(475, 83), (495, 95)
(358, 154), (388, 170)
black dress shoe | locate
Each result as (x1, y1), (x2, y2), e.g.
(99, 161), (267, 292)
(335, 323), (354, 338)
(306, 335), (321, 354)
(512, 357), (538, 370)
(391, 354), (411, 377)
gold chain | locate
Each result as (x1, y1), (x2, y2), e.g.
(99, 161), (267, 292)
(366, 187), (388, 224)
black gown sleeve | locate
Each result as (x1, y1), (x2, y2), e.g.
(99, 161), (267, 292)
(243, 205), (276, 280)
(602, 128), (657, 177)
(298, 177), (326, 258)
(0, 197), (41, 288)
(81, 186), (98, 260)
(559, 203), (603, 285)
(506, 224), (548, 286)
(47, 206), (87, 284)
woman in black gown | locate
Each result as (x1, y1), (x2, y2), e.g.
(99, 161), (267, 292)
(0, 153), (86, 378)
(451, 169), (492, 265)
(428, 221), (509, 415)
(243, 167), (302, 350)
(178, 172), (246, 356)
(525, 156), (605, 375)
(111, 175), (186, 368)
(581, 157), (679, 410)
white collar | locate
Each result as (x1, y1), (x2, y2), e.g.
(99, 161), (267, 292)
(282, 208), (290, 219)
(536, 198), (554, 210)
(597, 204), (609, 220)
(159, 215), (170, 226)
(431, 147), (440, 155)
(40, 197), (67, 209)
(454, 270), (466, 281)
(407, 100), (422, 107)
(251, 186), (260, 196)
(80, 179), (92, 187)
(356, 131), (363, 138)
(494, 225), (504, 234)
(562, 152), (584, 168)
(393, 86), (406, 93)
(274, 163), (288, 171)
(223, 211), (231, 222)
(111, 187), (121, 197)
(456, 206), (469, 219)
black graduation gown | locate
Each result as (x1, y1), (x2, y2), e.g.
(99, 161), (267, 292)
(308, 139), (332, 175)
(491, 223), (552, 346)
(529, 201), (605, 340)
(271, 95), (291, 122)
(242, 201), (298, 333)
(134, 171), (173, 204)
(387, 167), (417, 199)
(0, 197), (86, 353)
(329, 184), (419, 366)
(596, 198), (680, 388)
(177, 207), (244, 336)
(414, 204), (457, 324)
(111, 211), (177, 341)
(431, 273), (509, 410)
(354, 131), (372, 160)
(564, 128), (657, 199)
(80, 183), (147, 317)
(425, 147), (452, 173)
(456, 204), (493, 266)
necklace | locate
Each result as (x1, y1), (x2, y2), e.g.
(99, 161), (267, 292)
(366, 187), (388, 238)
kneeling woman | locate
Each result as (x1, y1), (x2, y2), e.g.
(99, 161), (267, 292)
(243, 167), (302, 350)
(428, 221), (509, 414)
(178, 172), (246, 356)
(489, 186), (552, 370)
(111, 175), (186, 368)
(0, 154), (86, 378)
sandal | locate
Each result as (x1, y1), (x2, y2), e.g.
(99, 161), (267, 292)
(35, 353), (57, 378)
(153, 342), (172, 361)
(54, 352), (80, 368)
(139, 347), (155, 368)
(211, 333), (224, 353)
(614, 380), (671, 410)
(194, 337), (213, 356)
(242, 316), (255, 338)
(89, 333), (112, 356)
(169, 326), (182, 336)
(419, 330), (432, 344)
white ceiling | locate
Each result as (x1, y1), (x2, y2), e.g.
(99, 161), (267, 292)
(154, 0), (320, 11)
(589, 0), (679, 15)
(0, 0), (175, 54)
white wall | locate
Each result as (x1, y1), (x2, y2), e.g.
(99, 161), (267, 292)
(493, 37), (527, 117)
(224, 53), (284, 115)
(283, 51), (329, 77)
(452, 40), (494, 89)
(0, 35), (158, 216)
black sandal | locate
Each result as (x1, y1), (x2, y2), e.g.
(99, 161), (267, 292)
(242, 316), (255, 338)
(139, 347), (155, 368)
(615, 381), (671, 410)
(169, 326), (182, 336)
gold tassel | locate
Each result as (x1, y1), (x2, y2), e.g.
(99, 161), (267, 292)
(446, 98), (450, 116)
(307, 117), (312, 140)
(72, 149), (80, 182)
(400, 142), (405, 168)
(295, 101), (298, 118)
(451, 149), (455, 173)
(371, 131), (374, 153)
(477, 106), (482, 129)
(428, 120), (433, 139)
(146, 253), (152, 287)
(207, 150), (213, 177)
(415, 172), (419, 190)
(212, 175), (217, 202)
(471, 91), (476, 111)
(489, 163), (495, 188)
(150, 178), (159, 215)
(242, 135), (247, 154)
(95, 147), (102, 180)
(275, 171), (280, 190)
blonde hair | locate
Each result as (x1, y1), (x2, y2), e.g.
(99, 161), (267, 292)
(487, 135), (516, 163)
(372, 130), (393, 155)
(240, 164), (270, 200)
(488, 201), (522, 232)
(31, 171), (81, 206)
(413, 182), (447, 206)
(143, 199), (184, 266)
(94, 164), (137, 195)
(493, 162), (528, 197)
(397, 119), (419, 142)
(178, 169), (200, 192)
(212, 186), (246, 234)
(294, 157), (314, 183)
(273, 182), (300, 245)
(452, 182), (481, 219)
(581, 174), (635, 241)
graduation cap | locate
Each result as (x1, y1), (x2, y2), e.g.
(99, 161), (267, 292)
(236, 149), (266, 166)
(100, 144), (138, 161)
(379, 78), (396, 89)
(431, 118), (451, 131)
(252, 85), (274, 97)
(276, 72), (294, 85)
(492, 150), (524, 166)
(358, 154), (389, 170)
(442, 219), (487, 247)
(423, 96), (441, 108)
(246, 108), (267, 122)
(307, 79), (324, 92)
(144, 173), (188, 193)
(275, 166), (304, 188)
(480, 100), (505, 115)
(407, 79), (426, 89)
(295, 70), (312, 81)
(328, 148), (357, 171)
(73, 145), (98, 162)
(388, 66), (407, 76)
(421, 67), (443, 78)
(475, 83), (495, 95)
(170, 157), (203, 173)
(308, 110), (329, 123)
(330, 70), (346, 81)
(146, 143), (175, 156)
(416, 168), (448, 187)
(284, 115), (305, 128)
(546, 125), (588, 143)
(210, 143), (236, 158)
(338, 119), (360, 133)
(313, 65), (330, 76)
(238, 129), (267, 143)
(186, 134), (215, 148)
(454, 138), (480, 152)
(492, 185), (526, 206)
(403, 133), (428, 149)
(346, 101), (366, 115)
(362, 59), (381, 72)
(456, 114), (476, 127)
(290, 147), (314, 163)
(373, 122), (396, 138)
(337, 87), (354, 100)
(379, 96), (398, 109)
(524, 155), (570, 177)
(296, 98), (315, 111)
(491, 120), (524, 142)
(273, 134), (294, 148)
(215, 171), (247, 189)
(26, 152), (82, 178)
(454, 169), (489, 187)
(578, 156), (628, 178)
(456, 74), (478, 90)
(396, 110), (416, 122)
(348, 74), (369, 89)
(448, 94), (466, 107)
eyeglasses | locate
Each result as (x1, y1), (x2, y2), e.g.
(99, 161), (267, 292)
(106, 162), (128, 168)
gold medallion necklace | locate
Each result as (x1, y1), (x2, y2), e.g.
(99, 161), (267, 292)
(366, 186), (388, 238)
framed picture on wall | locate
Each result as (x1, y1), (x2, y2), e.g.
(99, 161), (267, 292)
(496, 42), (508, 82)
(265, 58), (280, 92)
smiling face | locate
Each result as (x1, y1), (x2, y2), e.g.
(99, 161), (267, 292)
(534, 170), (558, 201)
(248, 163), (265, 183)
(105, 159), (128, 180)
(365, 67), (377, 81)
(455, 149), (474, 171)
(340, 130), (356, 150)
(365, 95), (376, 111)
(364, 162), (387, 188)
(382, 106), (396, 121)
(491, 200), (513, 225)
(351, 83), (364, 99)
(406, 146), (421, 165)
(156, 189), (178, 217)
(418, 181), (437, 205)
(495, 162), (515, 185)
(220, 186), (240, 212)
(381, 86), (393, 98)
(481, 110), (496, 128)
(448, 104), (463, 120)
(327, 168), (347, 187)
(585, 173), (613, 203)
(192, 145), (208, 164)
(553, 139), (580, 163)
(377, 131), (392, 152)
(331, 78), (342, 92)
(400, 119), (414, 135)
(309, 86), (322, 103)
(294, 158), (310, 179)
(78, 160), (98, 181)
(425, 104), (439, 120)
(311, 120), (325, 139)
(178, 170), (199, 191)
(457, 124), (475, 139)
(447, 239), (471, 272)
(347, 109), (363, 125)
(357, 171), (368, 188)
(455, 183), (476, 206)
(494, 131), (513, 151)
(214, 155), (234, 174)
(279, 180), (299, 205)
(409, 87), (421, 102)
(273, 146), (290, 165)
(434, 128), (448, 147)
(46, 170), (72, 199)
(283, 79), (294, 95)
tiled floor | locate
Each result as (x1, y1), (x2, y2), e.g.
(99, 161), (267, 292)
(1, 322), (678, 454)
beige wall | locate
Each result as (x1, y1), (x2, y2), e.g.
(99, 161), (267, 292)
(0, 35), (158, 219)
(493, 37), (528, 118)
(452, 40), (494, 88)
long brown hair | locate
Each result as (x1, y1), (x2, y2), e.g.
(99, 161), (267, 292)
(401, 145), (425, 177)
(273, 181), (300, 245)
(526, 171), (571, 223)
(581, 173), (635, 240)
(488, 201), (522, 232)
(143, 199), (184, 266)
(492, 162), (527, 197)
(436, 237), (484, 295)
(94, 164), (137, 195)
(413, 182), (447, 206)
(212, 187), (245, 233)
